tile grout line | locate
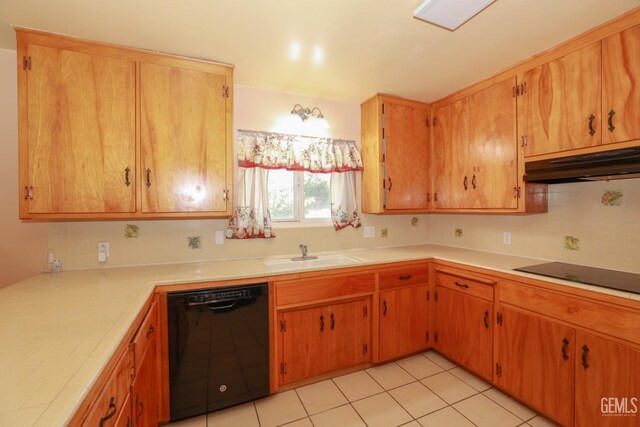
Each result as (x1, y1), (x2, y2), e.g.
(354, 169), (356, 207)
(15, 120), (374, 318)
(328, 377), (369, 426)
(481, 389), (536, 423)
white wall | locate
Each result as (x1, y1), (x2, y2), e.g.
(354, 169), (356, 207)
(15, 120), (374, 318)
(0, 48), (48, 287)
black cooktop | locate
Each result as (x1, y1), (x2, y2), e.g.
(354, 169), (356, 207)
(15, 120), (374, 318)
(514, 262), (640, 295)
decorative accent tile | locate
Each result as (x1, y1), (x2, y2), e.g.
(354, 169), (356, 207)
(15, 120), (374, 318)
(564, 235), (580, 251)
(601, 190), (623, 207)
(124, 224), (139, 238)
(188, 236), (201, 249)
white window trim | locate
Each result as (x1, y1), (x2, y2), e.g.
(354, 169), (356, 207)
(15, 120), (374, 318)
(270, 170), (333, 225)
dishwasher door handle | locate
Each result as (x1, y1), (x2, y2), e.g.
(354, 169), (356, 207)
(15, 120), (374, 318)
(187, 297), (249, 309)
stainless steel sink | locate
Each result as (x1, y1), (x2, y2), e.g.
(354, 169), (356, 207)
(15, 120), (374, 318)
(263, 254), (362, 271)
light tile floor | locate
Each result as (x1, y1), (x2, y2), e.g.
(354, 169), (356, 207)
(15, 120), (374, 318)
(169, 351), (558, 427)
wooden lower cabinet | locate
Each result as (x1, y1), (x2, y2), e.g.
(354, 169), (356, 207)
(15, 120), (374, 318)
(114, 393), (132, 427)
(131, 340), (159, 427)
(433, 286), (493, 380)
(279, 297), (371, 384)
(575, 331), (640, 427)
(495, 306), (575, 427)
(378, 285), (429, 361)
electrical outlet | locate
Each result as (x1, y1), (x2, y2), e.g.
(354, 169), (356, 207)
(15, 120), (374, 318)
(455, 228), (463, 237)
(215, 230), (224, 245)
(503, 231), (512, 245)
(364, 226), (375, 238)
(381, 228), (388, 238)
(97, 241), (110, 256)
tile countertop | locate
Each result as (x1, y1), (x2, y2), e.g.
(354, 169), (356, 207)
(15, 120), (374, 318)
(1, 244), (639, 426)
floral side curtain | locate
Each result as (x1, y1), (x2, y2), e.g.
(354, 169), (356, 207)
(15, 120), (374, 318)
(226, 130), (364, 239)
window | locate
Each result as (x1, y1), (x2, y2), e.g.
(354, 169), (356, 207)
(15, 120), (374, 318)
(268, 170), (331, 222)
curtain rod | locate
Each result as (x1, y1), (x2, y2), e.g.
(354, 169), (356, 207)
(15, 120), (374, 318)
(237, 129), (355, 144)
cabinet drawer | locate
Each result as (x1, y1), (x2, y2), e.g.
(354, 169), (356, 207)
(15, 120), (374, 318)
(435, 267), (495, 301)
(131, 301), (158, 374)
(82, 349), (131, 427)
(276, 273), (375, 307)
(379, 264), (429, 290)
(500, 281), (640, 345)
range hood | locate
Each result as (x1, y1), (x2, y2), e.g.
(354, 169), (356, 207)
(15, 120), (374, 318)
(523, 146), (640, 184)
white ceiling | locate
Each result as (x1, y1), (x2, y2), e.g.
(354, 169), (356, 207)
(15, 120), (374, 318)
(0, 0), (639, 103)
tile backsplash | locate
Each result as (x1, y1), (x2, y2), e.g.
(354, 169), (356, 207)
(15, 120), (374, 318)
(48, 214), (431, 270)
(430, 178), (640, 273)
(47, 179), (640, 273)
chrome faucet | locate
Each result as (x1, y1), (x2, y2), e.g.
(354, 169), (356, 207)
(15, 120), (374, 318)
(292, 244), (318, 261)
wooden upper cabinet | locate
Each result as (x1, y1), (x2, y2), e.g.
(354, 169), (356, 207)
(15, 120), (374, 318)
(575, 331), (640, 427)
(433, 98), (469, 209)
(384, 102), (430, 210)
(360, 94), (430, 213)
(16, 29), (233, 219)
(434, 78), (519, 210)
(602, 23), (640, 145)
(22, 42), (136, 215)
(468, 77), (518, 209)
(522, 42), (602, 157)
(140, 62), (231, 214)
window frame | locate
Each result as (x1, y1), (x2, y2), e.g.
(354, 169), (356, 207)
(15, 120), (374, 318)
(269, 170), (332, 225)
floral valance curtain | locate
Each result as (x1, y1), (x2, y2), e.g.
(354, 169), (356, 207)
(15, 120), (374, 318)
(226, 130), (363, 239)
(236, 130), (363, 173)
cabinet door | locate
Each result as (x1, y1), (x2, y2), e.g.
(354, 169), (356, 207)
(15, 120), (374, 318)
(326, 298), (371, 371)
(602, 24), (640, 145)
(523, 42), (601, 157)
(384, 102), (430, 210)
(496, 306), (575, 426)
(434, 98), (470, 209)
(140, 62), (229, 213)
(468, 77), (518, 209)
(131, 334), (159, 427)
(280, 298), (371, 384)
(26, 44), (136, 213)
(433, 287), (492, 380)
(280, 305), (329, 384)
(575, 331), (640, 426)
(379, 285), (429, 361)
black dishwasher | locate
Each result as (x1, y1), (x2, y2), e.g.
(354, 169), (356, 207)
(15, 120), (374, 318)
(167, 283), (269, 421)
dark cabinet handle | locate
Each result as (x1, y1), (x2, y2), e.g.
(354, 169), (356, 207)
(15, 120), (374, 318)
(135, 394), (144, 424)
(588, 114), (596, 136)
(388, 177), (392, 191)
(330, 313), (335, 330)
(145, 168), (152, 188)
(454, 281), (469, 289)
(483, 310), (489, 329)
(399, 275), (412, 281)
(463, 176), (468, 191)
(320, 315), (324, 332)
(383, 300), (388, 316)
(561, 338), (570, 361)
(24, 186), (34, 200)
(99, 397), (117, 427)
(581, 344), (590, 369)
(472, 174), (477, 190)
(608, 110), (616, 132)
(146, 324), (155, 337)
(125, 167), (131, 187)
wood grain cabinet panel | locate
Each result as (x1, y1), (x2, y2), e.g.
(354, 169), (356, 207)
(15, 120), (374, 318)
(433, 98), (470, 209)
(602, 23), (640, 145)
(434, 78), (520, 211)
(360, 95), (430, 213)
(575, 331), (640, 427)
(522, 42), (602, 157)
(495, 306), (575, 427)
(467, 77), (518, 209)
(24, 44), (136, 214)
(140, 62), (230, 214)
(433, 286), (493, 380)
(378, 285), (429, 362)
(279, 298), (370, 384)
